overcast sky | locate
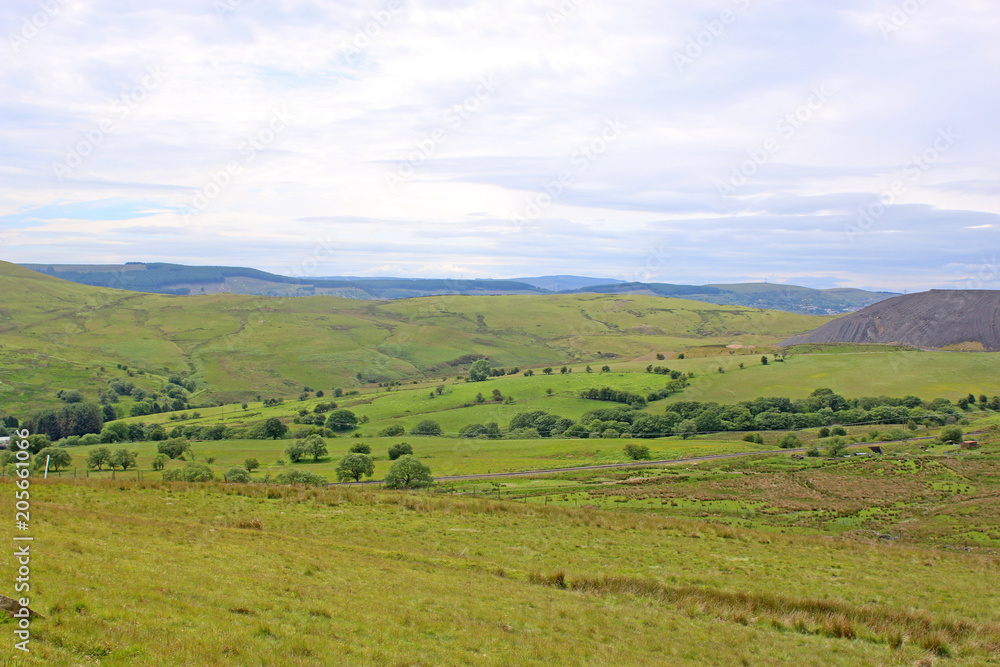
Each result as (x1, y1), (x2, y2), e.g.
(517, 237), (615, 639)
(1, 0), (998, 290)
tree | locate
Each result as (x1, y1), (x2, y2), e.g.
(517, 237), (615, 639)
(585, 365), (592, 373)
(285, 441), (308, 463)
(36, 447), (71, 472)
(379, 424), (405, 437)
(87, 446), (112, 471)
(492, 388), (503, 402)
(411, 420), (442, 436)
(26, 434), (51, 455)
(760, 356), (768, 365)
(388, 442), (413, 460)
(326, 409), (358, 432)
(348, 442), (371, 454)
(675, 420), (697, 439)
(262, 417), (288, 440)
(939, 425), (963, 443)
(623, 443), (651, 460)
(336, 453), (375, 482)
(303, 434), (328, 461)
(468, 359), (492, 382)
(825, 438), (849, 457)
(108, 448), (137, 471)
(384, 455), (433, 489)
(157, 438), (189, 459)
(542, 368), (553, 375)
(152, 453), (168, 471)
(601, 365), (610, 372)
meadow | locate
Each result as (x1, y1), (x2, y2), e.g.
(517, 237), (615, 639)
(2, 469), (999, 665)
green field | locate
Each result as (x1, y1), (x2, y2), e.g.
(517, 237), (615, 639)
(4, 449), (1000, 665)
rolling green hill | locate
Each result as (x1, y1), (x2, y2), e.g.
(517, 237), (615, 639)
(18, 262), (895, 313)
(0, 261), (826, 415)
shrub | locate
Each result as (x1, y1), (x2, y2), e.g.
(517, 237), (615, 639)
(939, 425), (963, 443)
(163, 462), (214, 482)
(831, 426), (847, 437)
(411, 420), (442, 436)
(388, 442), (413, 460)
(623, 443), (651, 460)
(152, 453), (168, 471)
(379, 424), (405, 437)
(274, 470), (328, 486)
(778, 434), (801, 449)
(817, 427), (830, 438)
(348, 442), (371, 455)
(805, 445), (820, 457)
(224, 467), (252, 483)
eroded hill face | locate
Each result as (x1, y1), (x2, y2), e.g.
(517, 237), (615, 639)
(781, 290), (1000, 351)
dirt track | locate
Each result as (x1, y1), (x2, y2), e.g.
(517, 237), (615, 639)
(781, 289), (1000, 350)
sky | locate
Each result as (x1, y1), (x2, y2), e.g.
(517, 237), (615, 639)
(1, 0), (998, 291)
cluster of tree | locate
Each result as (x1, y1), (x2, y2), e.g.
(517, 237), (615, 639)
(467, 359), (520, 382)
(286, 435), (328, 463)
(22, 403), (103, 441)
(645, 365), (685, 378)
(85, 447), (138, 471)
(459, 422), (502, 438)
(578, 387), (647, 408)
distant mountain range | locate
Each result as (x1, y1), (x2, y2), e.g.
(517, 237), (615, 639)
(18, 263), (896, 314)
(781, 290), (1000, 351)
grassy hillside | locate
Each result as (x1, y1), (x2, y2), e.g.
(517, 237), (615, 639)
(0, 261), (826, 415)
(4, 468), (999, 665)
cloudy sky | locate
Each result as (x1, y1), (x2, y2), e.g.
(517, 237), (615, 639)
(1, 0), (998, 290)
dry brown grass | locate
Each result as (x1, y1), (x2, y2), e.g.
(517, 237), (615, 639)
(529, 570), (1000, 656)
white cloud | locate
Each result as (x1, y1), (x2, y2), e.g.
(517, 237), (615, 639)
(0, 0), (997, 290)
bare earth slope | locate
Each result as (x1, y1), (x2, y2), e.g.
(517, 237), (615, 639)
(780, 289), (1000, 350)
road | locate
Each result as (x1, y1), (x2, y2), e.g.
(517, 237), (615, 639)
(333, 432), (958, 486)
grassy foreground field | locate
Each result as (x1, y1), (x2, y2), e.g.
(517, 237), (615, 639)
(2, 474), (999, 666)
